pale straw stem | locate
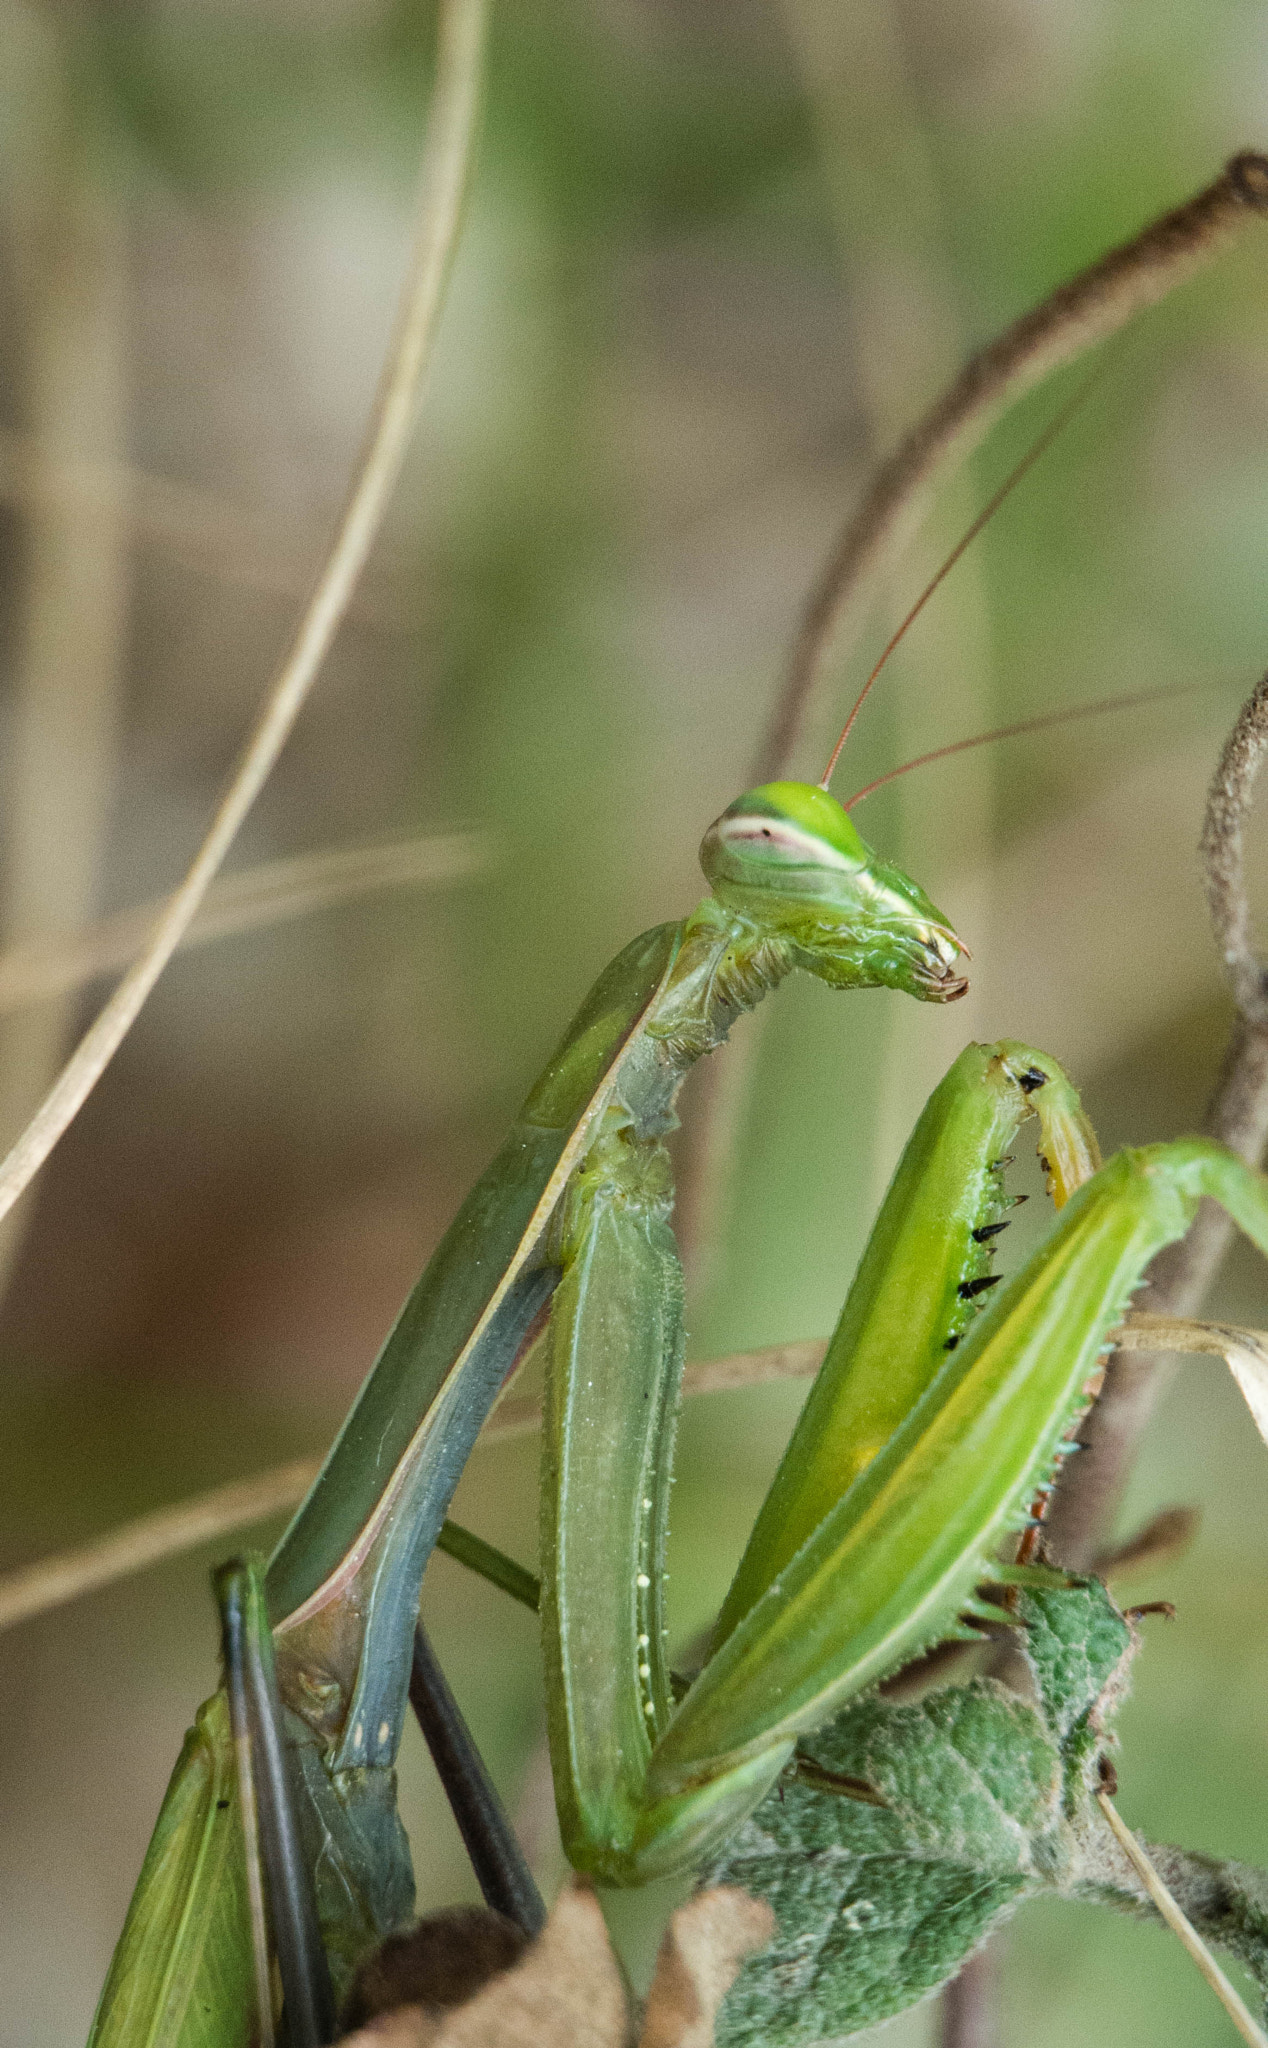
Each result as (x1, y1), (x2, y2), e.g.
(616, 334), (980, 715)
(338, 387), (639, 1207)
(1096, 1791), (1268, 2048)
(0, 831), (487, 1014)
(0, 0), (487, 1234)
(0, 1341), (824, 1632)
(9, 1317), (1251, 1635)
(12, 1318), (1253, 1638)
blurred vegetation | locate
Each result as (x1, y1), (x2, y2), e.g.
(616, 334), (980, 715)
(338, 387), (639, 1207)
(3, 1), (1268, 2041)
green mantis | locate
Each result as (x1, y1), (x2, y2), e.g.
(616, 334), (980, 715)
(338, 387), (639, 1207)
(89, 753), (1268, 2042)
(74, 135), (1268, 2048)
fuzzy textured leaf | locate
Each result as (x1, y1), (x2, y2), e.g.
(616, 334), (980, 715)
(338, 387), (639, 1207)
(1018, 1578), (1132, 1747)
(705, 1578), (1268, 2046)
(703, 1678), (1063, 2046)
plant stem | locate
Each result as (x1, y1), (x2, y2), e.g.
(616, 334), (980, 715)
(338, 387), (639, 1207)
(0, 0), (488, 1236)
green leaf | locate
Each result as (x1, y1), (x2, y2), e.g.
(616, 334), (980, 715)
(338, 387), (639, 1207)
(705, 1578), (1268, 2046)
(1016, 1577), (1133, 1746)
(704, 1680), (1065, 2046)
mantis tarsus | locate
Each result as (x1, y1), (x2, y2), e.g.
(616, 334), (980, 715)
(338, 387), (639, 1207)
(85, 157), (1268, 2043)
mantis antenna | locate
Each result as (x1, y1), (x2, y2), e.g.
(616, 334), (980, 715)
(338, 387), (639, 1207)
(842, 680), (1202, 811)
(818, 367), (1106, 793)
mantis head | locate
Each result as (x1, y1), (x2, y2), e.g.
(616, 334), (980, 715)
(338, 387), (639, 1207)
(700, 780), (967, 1003)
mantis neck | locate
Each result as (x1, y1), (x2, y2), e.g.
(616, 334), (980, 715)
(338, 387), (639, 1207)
(607, 898), (794, 1146)
(650, 896), (796, 1067)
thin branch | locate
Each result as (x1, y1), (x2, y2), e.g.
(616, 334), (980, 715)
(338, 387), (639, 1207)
(0, 424), (413, 635)
(760, 152), (1268, 783)
(1046, 674), (1268, 1565)
(0, 1341), (825, 1631)
(0, 91), (131, 1299)
(0, 831), (487, 1015)
(0, 1457), (321, 1632)
(1094, 1505), (1200, 1580)
(7, 1316), (1255, 1637)
(0, 0), (487, 1236)
(1096, 1791), (1268, 2048)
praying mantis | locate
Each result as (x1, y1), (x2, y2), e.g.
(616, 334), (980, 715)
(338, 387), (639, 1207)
(88, 760), (1268, 2044)
(81, 150), (1268, 2045)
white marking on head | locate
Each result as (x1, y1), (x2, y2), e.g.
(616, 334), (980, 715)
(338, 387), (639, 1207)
(721, 818), (858, 871)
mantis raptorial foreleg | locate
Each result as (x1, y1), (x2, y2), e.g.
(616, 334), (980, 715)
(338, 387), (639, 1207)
(91, 756), (1268, 2022)
(541, 1038), (1268, 1884)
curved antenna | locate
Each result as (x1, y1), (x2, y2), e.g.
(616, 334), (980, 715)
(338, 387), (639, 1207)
(818, 367), (1105, 793)
(842, 681), (1200, 811)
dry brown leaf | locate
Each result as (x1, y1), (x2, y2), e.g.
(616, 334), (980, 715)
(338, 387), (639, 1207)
(1116, 1314), (1268, 1450)
(341, 2010), (434, 2046)
(337, 1884), (774, 2048)
(638, 1887), (775, 2048)
(339, 1886), (627, 2048)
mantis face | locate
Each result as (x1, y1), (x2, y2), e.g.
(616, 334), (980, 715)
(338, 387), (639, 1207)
(699, 779), (968, 1003)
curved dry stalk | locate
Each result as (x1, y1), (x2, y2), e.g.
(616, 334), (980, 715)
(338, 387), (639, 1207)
(0, 86), (131, 1299)
(0, 1459), (320, 1634)
(0, 831), (488, 1014)
(1046, 673), (1268, 1564)
(5, 1314), (1257, 1638)
(0, 0), (487, 1238)
(1096, 1791), (1268, 2048)
(760, 151), (1268, 782)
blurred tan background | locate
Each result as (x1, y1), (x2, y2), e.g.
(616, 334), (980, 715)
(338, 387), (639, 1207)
(3, 1), (1268, 2041)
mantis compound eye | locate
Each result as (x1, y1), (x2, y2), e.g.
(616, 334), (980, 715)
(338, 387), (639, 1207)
(700, 780), (867, 889)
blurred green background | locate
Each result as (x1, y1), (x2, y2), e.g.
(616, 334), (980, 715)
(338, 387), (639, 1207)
(3, 1), (1268, 2041)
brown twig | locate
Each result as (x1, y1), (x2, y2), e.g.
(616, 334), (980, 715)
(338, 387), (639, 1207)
(940, 1948), (1000, 2048)
(1045, 672), (1268, 1566)
(687, 160), (1268, 1320)
(759, 152), (1268, 785)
